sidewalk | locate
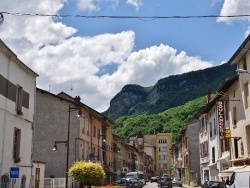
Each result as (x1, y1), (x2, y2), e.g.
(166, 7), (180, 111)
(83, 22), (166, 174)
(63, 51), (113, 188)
(183, 184), (201, 188)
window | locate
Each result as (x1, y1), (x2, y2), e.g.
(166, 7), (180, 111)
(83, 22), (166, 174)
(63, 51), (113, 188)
(163, 163), (167, 168)
(200, 141), (208, 157)
(212, 147), (215, 163)
(185, 154), (189, 165)
(225, 101), (229, 120)
(234, 139), (239, 159)
(210, 122), (212, 138)
(232, 107), (237, 128)
(0, 175), (10, 188)
(225, 139), (230, 150)
(16, 85), (23, 113)
(200, 117), (204, 133)
(13, 128), (21, 160)
(243, 57), (247, 70)
(20, 176), (26, 188)
(214, 118), (216, 135)
(93, 126), (96, 137)
(243, 82), (249, 109)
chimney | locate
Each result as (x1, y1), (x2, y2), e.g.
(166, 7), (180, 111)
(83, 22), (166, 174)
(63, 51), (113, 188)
(74, 96), (81, 104)
(206, 90), (211, 103)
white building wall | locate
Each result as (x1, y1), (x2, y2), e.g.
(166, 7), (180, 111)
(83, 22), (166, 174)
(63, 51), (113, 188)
(0, 40), (38, 188)
(207, 106), (219, 181)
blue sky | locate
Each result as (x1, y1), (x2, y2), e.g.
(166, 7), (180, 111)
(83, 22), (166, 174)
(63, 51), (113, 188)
(0, 0), (250, 112)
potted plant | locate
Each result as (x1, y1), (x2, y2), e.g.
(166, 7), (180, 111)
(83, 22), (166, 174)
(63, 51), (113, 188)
(17, 109), (23, 115)
(14, 157), (21, 163)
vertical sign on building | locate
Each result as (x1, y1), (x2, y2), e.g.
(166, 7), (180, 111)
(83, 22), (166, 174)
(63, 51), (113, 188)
(218, 101), (224, 139)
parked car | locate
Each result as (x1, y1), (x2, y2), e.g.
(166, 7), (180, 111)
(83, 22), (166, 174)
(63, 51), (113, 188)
(125, 171), (145, 188)
(172, 177), (182, 187)
(159, 177), (172, 188)
(162, 174), (170, 178)
(202, 180), (226, 188)
(151, 177), (159, 183)
(112, 178), (130, 187)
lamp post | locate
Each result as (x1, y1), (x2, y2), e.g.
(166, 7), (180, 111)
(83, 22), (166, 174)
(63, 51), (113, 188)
(52, 105), (82, 188)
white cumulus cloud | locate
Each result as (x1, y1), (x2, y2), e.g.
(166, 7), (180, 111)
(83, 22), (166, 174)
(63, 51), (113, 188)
(0, 0), (214, 112)
(217, 0), (250, 23)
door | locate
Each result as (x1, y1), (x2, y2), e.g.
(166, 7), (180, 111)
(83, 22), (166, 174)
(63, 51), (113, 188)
(35, 168), (40, 188)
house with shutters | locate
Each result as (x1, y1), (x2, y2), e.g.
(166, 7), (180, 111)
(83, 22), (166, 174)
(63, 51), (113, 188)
(0, 39), (38, 188)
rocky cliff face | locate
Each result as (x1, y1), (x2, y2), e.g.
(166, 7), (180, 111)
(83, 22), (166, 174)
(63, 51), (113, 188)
(107, 84), (147, 117)
(104, 63), (236, 120)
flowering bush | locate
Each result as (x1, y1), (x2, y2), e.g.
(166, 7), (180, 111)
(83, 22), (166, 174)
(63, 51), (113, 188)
(69, 161), (105, 186)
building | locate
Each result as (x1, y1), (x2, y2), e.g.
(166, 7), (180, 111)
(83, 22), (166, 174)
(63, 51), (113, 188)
(225, 34), (250, 171)
(130, 133), (172, 176)
(195, 34), (250, 183)
(0, 40), (38, 188)
(197, 76), (238, 184)
(33, 88), (113, 185)
(172, 121), (200, 186)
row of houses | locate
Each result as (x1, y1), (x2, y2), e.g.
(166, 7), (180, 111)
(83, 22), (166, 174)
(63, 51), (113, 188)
(172, 34), (250, 186)
(0, 39), (173, 188)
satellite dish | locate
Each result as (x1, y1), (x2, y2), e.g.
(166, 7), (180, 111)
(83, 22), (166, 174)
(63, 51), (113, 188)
(0, 13), (4, 25)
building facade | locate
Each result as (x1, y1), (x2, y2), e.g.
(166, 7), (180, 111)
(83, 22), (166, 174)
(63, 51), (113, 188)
(0, 40), (38, 188)
(33, 88), (113, 185)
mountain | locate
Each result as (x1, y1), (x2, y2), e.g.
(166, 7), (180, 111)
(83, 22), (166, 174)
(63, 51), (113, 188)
(103, 63), (237, 142)
(104, 63), (236, 120)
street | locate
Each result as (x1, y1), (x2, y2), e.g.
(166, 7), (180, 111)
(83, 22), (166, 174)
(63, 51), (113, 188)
(143, 182), (183, 188)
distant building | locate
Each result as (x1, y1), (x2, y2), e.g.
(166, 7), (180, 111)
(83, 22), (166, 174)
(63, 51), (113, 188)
(171, 121), (200, 186)
(130, 132), (172, 176)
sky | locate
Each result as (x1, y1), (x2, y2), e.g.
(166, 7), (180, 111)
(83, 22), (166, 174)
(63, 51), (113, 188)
(0, 0), (250, 112)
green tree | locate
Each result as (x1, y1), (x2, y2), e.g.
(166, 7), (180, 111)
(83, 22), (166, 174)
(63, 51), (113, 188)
(68, 161), (105, 187)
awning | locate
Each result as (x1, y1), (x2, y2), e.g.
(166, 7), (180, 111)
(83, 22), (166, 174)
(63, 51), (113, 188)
(217, 153), (230, 163)
(207, 163), (216, 168)
(218, 166), (245, 176)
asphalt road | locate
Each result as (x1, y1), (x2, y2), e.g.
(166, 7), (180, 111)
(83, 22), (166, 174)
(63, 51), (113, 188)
(144, 182), (182, 188)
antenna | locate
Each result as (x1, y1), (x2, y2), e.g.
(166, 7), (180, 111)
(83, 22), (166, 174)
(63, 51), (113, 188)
(49, 85), (50, 92)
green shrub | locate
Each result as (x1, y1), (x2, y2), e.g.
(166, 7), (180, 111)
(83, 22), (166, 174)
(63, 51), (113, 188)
(69, 161), (105, 186)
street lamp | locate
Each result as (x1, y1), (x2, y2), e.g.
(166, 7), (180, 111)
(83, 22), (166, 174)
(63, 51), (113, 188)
(52, 105), (83, 188)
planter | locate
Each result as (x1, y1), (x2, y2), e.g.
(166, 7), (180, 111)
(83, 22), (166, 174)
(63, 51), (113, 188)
(14, 157), (21, 163)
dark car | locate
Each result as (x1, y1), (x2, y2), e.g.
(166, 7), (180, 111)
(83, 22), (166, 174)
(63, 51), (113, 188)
(151, 177), (158, 182)
(112, 178), (130, 187)
(172, 177), (182, 187)
(113, 178), (139, 188)
(202, 180), (226, 188)
(159, 177), (172, 188)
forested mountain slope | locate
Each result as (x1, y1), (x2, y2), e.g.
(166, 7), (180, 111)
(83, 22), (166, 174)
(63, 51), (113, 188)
(103, 63), (237, 142)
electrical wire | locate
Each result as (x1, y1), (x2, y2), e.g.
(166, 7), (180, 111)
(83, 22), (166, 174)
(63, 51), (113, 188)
(1, 11), (250, 19)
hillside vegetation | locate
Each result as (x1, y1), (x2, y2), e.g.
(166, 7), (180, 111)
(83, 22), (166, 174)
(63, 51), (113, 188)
(113, 96), (206, 143)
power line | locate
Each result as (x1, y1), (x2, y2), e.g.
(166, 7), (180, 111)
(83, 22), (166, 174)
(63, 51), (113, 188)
(1, 11), (250, 20)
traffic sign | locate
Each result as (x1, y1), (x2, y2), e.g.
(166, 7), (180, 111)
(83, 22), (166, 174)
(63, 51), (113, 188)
(10, 167), (19, 179)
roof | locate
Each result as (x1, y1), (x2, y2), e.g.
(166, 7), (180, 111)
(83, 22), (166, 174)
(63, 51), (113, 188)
(196, 75), (238, 117)
(0, 39), (39, 77)
(227, 34), (250, 65)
